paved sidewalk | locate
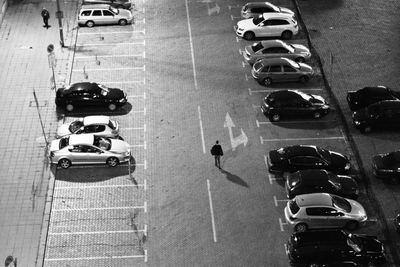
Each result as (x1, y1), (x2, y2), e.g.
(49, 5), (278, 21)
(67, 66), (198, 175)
(0, 0), (78, 266)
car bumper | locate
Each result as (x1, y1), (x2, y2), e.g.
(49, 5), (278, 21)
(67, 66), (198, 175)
(235, 27), (244, 37)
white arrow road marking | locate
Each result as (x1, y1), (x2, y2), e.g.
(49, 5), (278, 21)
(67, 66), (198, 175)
(224, 112), (248, 151)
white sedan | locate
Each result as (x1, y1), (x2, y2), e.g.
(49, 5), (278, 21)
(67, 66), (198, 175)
(49, 134), (131, 169)
(56, 115), (119, 138)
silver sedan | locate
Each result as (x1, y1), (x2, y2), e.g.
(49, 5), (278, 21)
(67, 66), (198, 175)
(243, 40), (311, 65)
(49, 134), (131, 169)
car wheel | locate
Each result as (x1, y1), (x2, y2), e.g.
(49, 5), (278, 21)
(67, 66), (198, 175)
(243, 31), (255, 40)
(295, 57), (305, 63)
(263, 77), (272, 86)
(313, 111), (321, 119)
(108, 103), (117, 111)
(66, 104), (74, 112)
(119, 19), (127, 26)
(107, 157), (119, 167)
(270, 113), (281, 122)
(281, 30), (293, 40)
(86, 21), (94, 28)
(346, 220), (359, 230)
(58, 159), (71, 169)
(294, 223), (307, 232)
(299, 76), (309, 83)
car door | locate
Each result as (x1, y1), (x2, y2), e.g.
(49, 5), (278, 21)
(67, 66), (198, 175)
(321, 207), (346, 228)
(259, 19), (276, 37)
(283, 63), (300, 82)
(263, 19), (289, 37)
(289, 156), (327, 171)
(305, 207), (327, 228)
(102, 9), (116, 25)
(267, 64), (283, 82)
(68, 145), (90, 164)
(85, 145), (106, 164)
(91, 10), (104, 24)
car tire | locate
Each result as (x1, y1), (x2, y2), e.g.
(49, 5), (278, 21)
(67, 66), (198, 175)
(108, 103), (117, 111)
(299, 76), (309, 83)
(313, 111), (321, 119)
(263, 77), (272, 86)
(59, 159), (71, 169)
(86, 20), (94, 28)
(106, 157), (119, 167)
(119, 19), (127, 26)
(66, 104), (74, 112)
(243, 31), (255, 40)
(346, 220), (359, 230)
(294, 223), (307, 232)
(270, 113), (281, 122)
(295, 57), (305, 63)
(281, 30), (293, 40)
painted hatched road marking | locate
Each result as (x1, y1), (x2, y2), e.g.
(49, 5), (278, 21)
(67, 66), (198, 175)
(52, 201), (147, 212)
(75, 52), (145, 59)
(76, 40), (145, 46)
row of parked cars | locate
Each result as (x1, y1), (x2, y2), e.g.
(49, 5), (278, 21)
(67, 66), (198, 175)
(235, 2), (388, 266)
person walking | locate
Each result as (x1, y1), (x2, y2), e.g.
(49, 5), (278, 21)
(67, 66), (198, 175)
(210, 141), (223, 169)
(41, 7), (50, 29)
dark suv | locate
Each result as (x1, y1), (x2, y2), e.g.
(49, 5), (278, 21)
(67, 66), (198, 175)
(286, 230), (386, 266)
(261, 90), (330, 121)
(352, 100), (400, 133)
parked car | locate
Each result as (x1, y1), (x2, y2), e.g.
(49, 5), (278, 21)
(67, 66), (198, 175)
(56, 115), (119, 138)
(261, 90), (329, 121)
(252, 57), (313, 86)
(241, 2), (294, 19)
(284, 193), (367, 232)
(346, 85), (399, 111)
(243, 40), (310, 65)
(78, 4), (133, 27)
(286, 230), (386, 266)
(286, 169), (359, 199)
(268, 145), (351, 175)
(49, 134), (131, 169)
(372, 150), (400, 180)
(55, 82), (127, 112)
(82, 0), (132, 9)
(352, 100), (400, 133)
(236, 13), (298, 40)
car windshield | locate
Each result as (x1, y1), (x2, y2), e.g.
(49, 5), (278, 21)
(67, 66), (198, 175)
(331, 195), (351, 213)
(296, 91), (313, 101)
(347, 234), (363, 253)
(94, 136), (111, 150)
(252, 42), (264, 53)
(289, 199), (300, 214)
(284, 43), (295, 53)
(267, 2), (279, 12)
(252, 15), (264, 25)
(316, 147), (331, 163)
(109, 6), (118, 14)
(69, 121), (84, 133)
(59, 136), (69, 149)
(327, 173), (342, 191)
(98, 83), (110, 96)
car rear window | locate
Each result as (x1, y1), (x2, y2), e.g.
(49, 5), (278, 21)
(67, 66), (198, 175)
(289, 199), (300, 214)
(252, 42), (264, 53)
(59, 137), (69, 149)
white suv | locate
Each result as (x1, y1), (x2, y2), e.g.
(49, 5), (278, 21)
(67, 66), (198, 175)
(236, 13), (298, 40)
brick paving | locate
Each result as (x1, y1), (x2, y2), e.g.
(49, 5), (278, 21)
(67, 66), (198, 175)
(0, 0), (78, 265)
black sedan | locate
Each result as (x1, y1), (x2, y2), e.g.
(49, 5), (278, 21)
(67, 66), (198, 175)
(372, 150), (400, 181)
(346, 85), (399, 111)
(285, 169), (359, 199)
(268, 145), (351, 175)
(55, 82), (127, 112)
(261, 90), (330, 122)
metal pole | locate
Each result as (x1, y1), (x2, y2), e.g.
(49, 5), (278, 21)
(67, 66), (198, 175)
(51, 65), (57, 90)
(33, 90), (48, 145)
(55, 0), (65, 47)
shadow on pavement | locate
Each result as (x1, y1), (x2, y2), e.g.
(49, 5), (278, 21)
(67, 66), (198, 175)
(220, 169), (249, 188)
(56, 102), (133, 117)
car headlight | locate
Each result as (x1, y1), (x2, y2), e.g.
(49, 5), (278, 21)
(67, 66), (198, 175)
(344, 163), (351, 170)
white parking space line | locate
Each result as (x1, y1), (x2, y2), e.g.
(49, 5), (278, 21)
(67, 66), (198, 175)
(279, 218), (287, 232)
(76, 40), (145, 47)
(131, 107), (146, 114)
(135, 160), (147, 170)
(260, 136), (345, 144)
(100, 79), (145, 84)
(185, 0), (198, 90)
(52, 202), (147, 212)
(45, 254), (147, 262)
(55, 182), (146, 190)
(49, 226), (147, 235)
(123, 125), (146, 132)
(268, 174), (284, 185)
(256, 119), (338, 127)
(129, 141), (147, 149)
(242, 61), (249, 68)
(78, 30), (145, 35)
(207, 179), (217, 243)
(236, 36), (241, 42)
(245, 73), (249, 81)
(198, 106), (206, 154)
(75, 52), (145, 59)
(274, 196), (289, 207)
(135, 18), (145, 24)
(238, 49), (244, 55)
(249, 88), (324, 95)
(76, 66), (145, 72)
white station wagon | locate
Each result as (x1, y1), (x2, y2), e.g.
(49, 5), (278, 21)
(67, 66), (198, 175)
(78, 4), (133, 27)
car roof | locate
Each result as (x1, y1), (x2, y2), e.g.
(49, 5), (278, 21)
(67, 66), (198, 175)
(282, 145), (320, 157)
(246, 2), (275, 8)
(259, 39), (286, 48)
(80, 4), (112, 9)
(83, 115), (110, 126)
(60, 82), (100, 94)
(295, 193), (333, 207)
(297, 169), (330, 185)
(262, 12), (293, 20)
(269, 90), (302, 100)
(68, 134), (95, 145)
(370, 100), (400, 109)
(257, 57), (295, 65)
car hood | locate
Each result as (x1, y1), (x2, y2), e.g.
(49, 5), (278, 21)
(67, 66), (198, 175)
(372, 154), (386, 170)
(338, 176), (358, 195)
(57, 124), (72, 138)
(292, 44), (310, 54)
(237, 19), (255, 30)
(308, 94), (326, 105)
(298, 62), (313, 73)
(348, 199), (367, 219)
(269, 150), (285, 164)
(329, 151), (349, 169)
(118, 9), (132, 17)
(107, 88), (126, 101)
(110, 139), (130, 153)
(50, 139), (61, 152)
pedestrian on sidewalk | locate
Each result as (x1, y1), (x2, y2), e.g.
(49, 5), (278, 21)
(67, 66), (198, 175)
(41, 7), (50, 29)
(210, 141), (223, 169)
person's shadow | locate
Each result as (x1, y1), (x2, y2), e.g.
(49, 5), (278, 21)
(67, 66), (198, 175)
(219, 169), (249, 188)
